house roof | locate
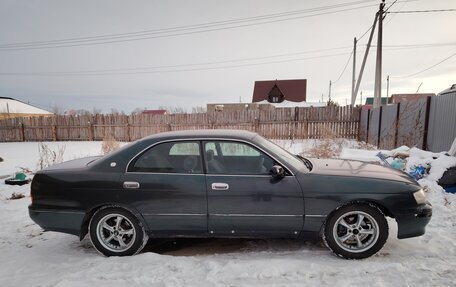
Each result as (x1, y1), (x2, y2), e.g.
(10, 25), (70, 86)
(257, 100), (326, 108)
(439, 84), (456, 95)
(252, 79), (307, 102)
(389, 93), (434, 103)
(364, 97), (388, 105)
(142, 109), (167, 115)
(0, 97), (52, 115)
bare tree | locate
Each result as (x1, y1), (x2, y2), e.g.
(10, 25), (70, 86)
(131, 107), (145, 115)
(50, 104), (64, 115)
(192, 106), (207, 113)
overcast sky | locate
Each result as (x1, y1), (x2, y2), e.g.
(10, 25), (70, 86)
(0, 0), (455, 113)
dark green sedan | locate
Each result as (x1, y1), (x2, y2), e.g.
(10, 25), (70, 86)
(29, 130), (432, 259)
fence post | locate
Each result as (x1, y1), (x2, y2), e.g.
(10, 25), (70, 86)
(52, 125), (58, 141)
(394, 102), (401, 148)
(293, 107), (299, 140)
(20, 122), (25, 142)
(377, 106), (383, 148)
(126, 123), (131, 142)
(422, 96), (432, 150)
(88, 121), (94, 141)
(366, 109), (370, 143)
(254, 117), (259, 133)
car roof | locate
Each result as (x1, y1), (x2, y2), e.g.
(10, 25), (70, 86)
(141, 129), (259, 141)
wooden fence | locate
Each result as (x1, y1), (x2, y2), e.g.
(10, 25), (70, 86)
(0, 106), (361, 142)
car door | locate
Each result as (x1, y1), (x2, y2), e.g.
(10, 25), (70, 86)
(203, 140), (304, 237)
(120, 140), (207, 235)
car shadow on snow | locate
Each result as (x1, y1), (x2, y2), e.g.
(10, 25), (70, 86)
(142, 238), (327, 256)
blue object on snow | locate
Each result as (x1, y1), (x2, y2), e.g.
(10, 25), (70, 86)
(391, 158), (405, 170)
(409, 165), (428, 180)
(444, 185), (456, 194)
(376, 152), (390, 166)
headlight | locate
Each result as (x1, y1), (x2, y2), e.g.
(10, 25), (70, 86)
(413, 189), (427, 204)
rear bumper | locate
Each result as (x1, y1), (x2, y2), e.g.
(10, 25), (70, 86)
(396, 202), (432, 239)
(29, 205), (85, 236)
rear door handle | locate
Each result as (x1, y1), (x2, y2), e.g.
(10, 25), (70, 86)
(211, 183), (229, 190)
(123, 181), (140, 189)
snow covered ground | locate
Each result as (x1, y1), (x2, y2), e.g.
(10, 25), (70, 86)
(0, 141), (455, 287)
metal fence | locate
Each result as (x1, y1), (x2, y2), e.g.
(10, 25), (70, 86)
(360, 93), (456, 152)
(427, 91), (456, 152)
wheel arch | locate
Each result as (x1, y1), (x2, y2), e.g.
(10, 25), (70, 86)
(320, 199), (393, 236)
(79, 203), (149, 241)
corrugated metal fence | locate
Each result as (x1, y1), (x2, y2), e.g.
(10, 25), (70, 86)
(0, 106), (361, 142)
(427, 90), (456, 152)
(359, 92), (456, 152)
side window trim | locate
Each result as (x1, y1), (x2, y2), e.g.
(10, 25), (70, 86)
(127, 140), (203, 174)
(125, 138), (294, 176)
(203, 140), (276, 176)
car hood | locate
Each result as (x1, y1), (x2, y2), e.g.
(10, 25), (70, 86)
(309, 158), (417, 184)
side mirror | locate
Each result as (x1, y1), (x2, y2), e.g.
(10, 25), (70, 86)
(270, 165), (285, 178)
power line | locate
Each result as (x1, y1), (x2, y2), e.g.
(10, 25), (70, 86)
(384, 0), (399, 13)
(387, 8), (456, 13)
(383, 42), (456, 48)
(0, 1), (380, 51)
(1, 40), (452, 76)
(390, 52), (456, 78)
(0, 46), (352, 75)
(358, 0), (415, 42)
(332, 51), (353, 83)
(0, 52), (352, 76)
(384, 0), (410, 24)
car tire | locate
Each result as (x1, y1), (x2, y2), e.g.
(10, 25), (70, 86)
(323, 203), (388, 259)
(89, 206), (148, 257)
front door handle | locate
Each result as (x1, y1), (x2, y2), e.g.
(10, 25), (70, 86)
(123, 181), (140, 189)
(211, 182), (229, 190)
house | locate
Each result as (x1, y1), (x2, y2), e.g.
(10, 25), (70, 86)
(388, 93), (435, 104)
(206, 103), (274, 112)
(362, 97), (388, 109)
(207, 79), (324, 112)
(438, 84), (456, 96)
(0, 97), (53, 119)
(252, 79), (307, 103)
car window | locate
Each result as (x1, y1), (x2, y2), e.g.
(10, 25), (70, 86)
(169, 142), (200, 155)
(205, 142), (218, 156)
(219, 142), (260, 156)
(204, 141), (274, 175)
(131, 141), (202, 173)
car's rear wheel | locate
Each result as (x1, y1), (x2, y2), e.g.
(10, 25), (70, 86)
(89, 206), (147, 256)
(323, 203), (388, 259)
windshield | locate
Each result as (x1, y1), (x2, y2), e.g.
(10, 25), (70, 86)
(254, 135), (308, 171)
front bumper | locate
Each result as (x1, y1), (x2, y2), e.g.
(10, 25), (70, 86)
(396, 202), (432, 239)
(29, 205), (85, 236)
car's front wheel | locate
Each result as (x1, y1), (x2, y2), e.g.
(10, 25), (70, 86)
(89, 206), (148, 256)
(323, 203), (388, 259)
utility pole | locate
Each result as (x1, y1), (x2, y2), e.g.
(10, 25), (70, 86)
(373, 0), (385, 108)
(328, 80), (332, 103)
(353, 12), (378, 104)
(351, 37), (357, 106)
(360, 91), (363, 106)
